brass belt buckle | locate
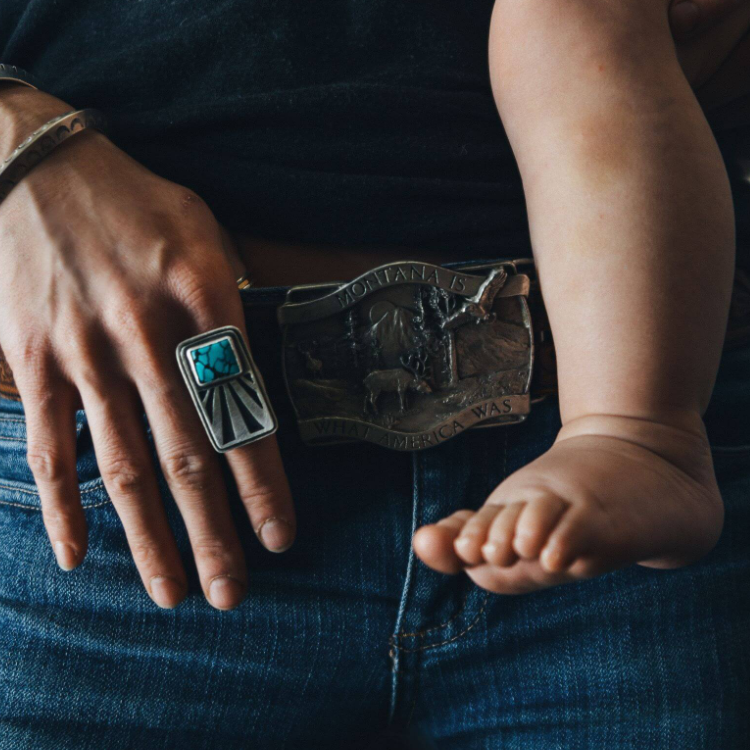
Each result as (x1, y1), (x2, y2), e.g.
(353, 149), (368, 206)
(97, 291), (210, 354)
(277, 259), (534, 450)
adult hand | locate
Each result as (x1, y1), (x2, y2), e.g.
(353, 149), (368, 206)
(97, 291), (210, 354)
(0, 85), (295, 611)
(669, 0), (746, 39)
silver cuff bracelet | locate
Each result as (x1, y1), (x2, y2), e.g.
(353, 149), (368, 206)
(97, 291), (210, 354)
(0, 108), (108, 205)
(0, 64), (39, 90)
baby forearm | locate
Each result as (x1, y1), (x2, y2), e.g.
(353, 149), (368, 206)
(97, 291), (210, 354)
(489, 0), (735, 427)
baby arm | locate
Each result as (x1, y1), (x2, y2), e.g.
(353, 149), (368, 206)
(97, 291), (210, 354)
(492, 0), (734, 429)
(414, 0), (739, 592)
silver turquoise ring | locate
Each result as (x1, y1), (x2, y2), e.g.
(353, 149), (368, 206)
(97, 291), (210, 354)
(175, 325), (278, 453)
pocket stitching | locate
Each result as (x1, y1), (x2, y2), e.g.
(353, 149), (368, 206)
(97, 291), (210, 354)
(0, 479), (110, 510)
(0, 496), (111, 511)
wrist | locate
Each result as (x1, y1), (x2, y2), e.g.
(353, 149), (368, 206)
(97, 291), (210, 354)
(0, 85), (76, 162)
(557, 411), (708, 449)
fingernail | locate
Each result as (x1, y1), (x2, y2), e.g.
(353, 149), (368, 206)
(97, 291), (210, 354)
(53, 541), (78, 571)
(669, 1), (699, 34)
(208, 575), (246, 610)
(149, 576), (185, 609)
(257, 517), (294, 552)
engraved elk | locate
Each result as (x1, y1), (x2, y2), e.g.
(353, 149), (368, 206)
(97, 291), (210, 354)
(296, 344), (324, 379)
(363, 349), (432, 415)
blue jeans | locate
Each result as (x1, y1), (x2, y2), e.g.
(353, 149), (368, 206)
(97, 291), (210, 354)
(1, 283), (749, 750)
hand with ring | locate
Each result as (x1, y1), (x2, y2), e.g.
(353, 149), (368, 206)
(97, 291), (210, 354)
(0, 84), (295, 611)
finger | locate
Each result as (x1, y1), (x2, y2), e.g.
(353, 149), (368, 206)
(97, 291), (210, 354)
(176, 264), (297, 554)
(19, 372), (87, 571)
(136, 374), (248, 611)
(78, 380), (188, 609)
(225, 435), (296, 553)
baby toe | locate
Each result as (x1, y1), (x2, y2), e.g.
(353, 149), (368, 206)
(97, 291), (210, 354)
(513, 493), (570, 560)
(482, 502), (526, 567)
(539, 506), (593, 573)
(454, 504), (502, 566)
(413, 510), (475, 574)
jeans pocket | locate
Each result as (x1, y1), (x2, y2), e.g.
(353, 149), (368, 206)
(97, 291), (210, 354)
(0, 396), (110, 511)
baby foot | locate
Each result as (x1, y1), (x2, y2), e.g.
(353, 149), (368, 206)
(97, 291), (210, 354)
(413, 414), (724, 594)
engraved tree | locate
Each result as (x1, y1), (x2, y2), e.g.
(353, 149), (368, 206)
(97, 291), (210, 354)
(342, 308), (362, 373)
(423, 287), (459, 387)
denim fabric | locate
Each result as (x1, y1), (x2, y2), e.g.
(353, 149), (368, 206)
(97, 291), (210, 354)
(0, 284), (748, 749)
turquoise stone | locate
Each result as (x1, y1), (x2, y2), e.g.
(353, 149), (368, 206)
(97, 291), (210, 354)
(190, 338), (240, 384)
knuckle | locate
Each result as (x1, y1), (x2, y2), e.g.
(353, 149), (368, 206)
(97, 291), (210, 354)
(26, 444), (69, 485)
(65, 331), (108, 384)
(7, 334), (52, 379)
(161, 449), (215, 492)
(142, 378), (182, 410)
(172, 264), (218, 314)
(238, 478), (288, 514)
(106, 290), (153, 336)
(101, 457), (149, 498)
(174, 187), (210, 216)
(191, 537), (234, 565)
(41, 503), (81, 529)
(128, 537), (163, 567)
(71, 360), (109, 395)
(129, 336), (172, 391)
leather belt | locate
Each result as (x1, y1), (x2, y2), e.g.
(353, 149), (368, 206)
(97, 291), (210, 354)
(1, 256), (748, 453)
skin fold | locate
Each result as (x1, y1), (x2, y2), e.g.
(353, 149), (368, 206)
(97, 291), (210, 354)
(0, 0), (746, 610)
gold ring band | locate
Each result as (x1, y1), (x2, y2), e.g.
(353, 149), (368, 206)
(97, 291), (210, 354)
(236, 274), (253, 290)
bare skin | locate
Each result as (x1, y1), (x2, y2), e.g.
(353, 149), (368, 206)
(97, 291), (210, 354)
(0, 88), (296, 611)
(0, 0), (743, 611)
(413, 0), (750, 594)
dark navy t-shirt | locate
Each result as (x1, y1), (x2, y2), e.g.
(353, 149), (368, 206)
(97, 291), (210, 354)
(1, 0), (748, 264)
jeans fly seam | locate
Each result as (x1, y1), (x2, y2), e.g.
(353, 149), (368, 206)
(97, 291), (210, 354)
(388, 450), (422, 723)
(396, 592), (491, 653)
(394, 428), (506, 645)
(393, 587), (472, 639)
